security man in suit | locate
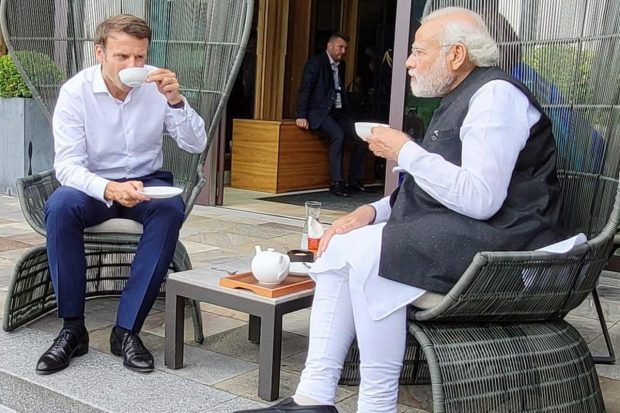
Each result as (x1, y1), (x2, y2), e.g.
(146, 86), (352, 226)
(296, 32), (372, 197)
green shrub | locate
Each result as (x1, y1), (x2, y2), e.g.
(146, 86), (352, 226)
(524, 45), (594, 103)
(0, 54), (30, 97)
(0, 51), (65, 98)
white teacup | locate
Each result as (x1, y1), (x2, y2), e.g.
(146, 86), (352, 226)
(354, 122), (390, 141)
(118, 67), (149, 87)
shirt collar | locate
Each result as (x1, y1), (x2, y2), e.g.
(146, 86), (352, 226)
(92, 65), (109, 94)
(326, 51), (339, 67)
(92, 64), (136, 103)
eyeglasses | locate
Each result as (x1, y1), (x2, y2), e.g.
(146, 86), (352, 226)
(409, 44), (455, 58)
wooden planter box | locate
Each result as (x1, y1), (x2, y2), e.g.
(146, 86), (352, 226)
(231, 119), (374, 193)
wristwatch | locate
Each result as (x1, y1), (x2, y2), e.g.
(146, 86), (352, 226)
(168, 99), (185, 109)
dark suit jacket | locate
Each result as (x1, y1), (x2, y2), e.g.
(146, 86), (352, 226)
(297, 52), (350, 130)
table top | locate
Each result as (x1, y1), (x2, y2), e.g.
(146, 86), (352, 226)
(168, 269), (315, 305)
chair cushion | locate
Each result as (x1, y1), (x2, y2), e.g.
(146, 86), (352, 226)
(85, 218), (143, 234)
(411, 291), (445, 309)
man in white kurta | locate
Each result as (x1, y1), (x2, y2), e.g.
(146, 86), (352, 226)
(236, 7), (559, 413)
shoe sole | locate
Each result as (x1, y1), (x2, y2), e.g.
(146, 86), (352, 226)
(123, 363), (154, 373)
(35, 346), (89, 375)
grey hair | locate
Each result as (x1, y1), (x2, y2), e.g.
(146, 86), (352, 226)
(422, 7), (499, 67)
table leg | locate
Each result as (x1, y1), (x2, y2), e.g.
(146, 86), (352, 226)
(258, 311), (283, 401)
(164, 290), (186, 369)
(249, 314), (261, 343)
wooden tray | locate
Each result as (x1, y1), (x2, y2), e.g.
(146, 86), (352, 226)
(219, 272), (315, 298)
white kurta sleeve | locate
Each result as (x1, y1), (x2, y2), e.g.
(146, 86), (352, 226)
(370, 196), (392, 223)
(396, 80), (540, 220)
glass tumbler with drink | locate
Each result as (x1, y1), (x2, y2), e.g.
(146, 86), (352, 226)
(301, 201), (321, 250)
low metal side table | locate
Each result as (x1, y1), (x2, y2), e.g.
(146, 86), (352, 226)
(164, 269), (314, 401)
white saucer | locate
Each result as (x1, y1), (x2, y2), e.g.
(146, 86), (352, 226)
(139, 186), (183, 199)
(289, 261), (313, 276)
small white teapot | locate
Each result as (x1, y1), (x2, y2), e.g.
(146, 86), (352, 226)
(251, 246), (290, 285)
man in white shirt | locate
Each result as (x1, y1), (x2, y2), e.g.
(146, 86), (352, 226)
(236, 7), (561, 413)
(35, 14), (207, 375)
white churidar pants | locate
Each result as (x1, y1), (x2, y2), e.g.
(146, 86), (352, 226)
(295, 223), (427, 413)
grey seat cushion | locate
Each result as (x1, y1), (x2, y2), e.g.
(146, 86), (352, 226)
(85, 218), (143, 234)
(411, 291), (445, 310)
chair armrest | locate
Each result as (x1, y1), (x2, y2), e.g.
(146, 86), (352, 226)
(411, 237), (612, 323)
(16, 169), (59, 236)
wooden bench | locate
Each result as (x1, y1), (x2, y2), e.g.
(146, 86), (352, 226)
(231, 119), (374, 193)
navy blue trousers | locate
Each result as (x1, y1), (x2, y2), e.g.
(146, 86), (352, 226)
(317, 111), (367, 183)
(44, 170), (184, 332)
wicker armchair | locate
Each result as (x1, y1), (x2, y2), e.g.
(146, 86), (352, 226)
(338, 0), (620, 411)
(0, 0), (254, 342)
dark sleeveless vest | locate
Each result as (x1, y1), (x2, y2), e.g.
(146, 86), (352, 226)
(379, 66), (562, 294)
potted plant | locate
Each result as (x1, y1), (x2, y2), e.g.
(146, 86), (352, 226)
(0, 50), (64, 195)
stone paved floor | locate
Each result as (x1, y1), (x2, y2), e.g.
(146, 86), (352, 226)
(0, 192), (619, 412)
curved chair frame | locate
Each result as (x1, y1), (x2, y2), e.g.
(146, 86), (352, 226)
(406, 177), (618, 412)
(1, 0), (255, 342)
(3, 242), (191, 331)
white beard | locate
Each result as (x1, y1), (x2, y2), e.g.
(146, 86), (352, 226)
(409, 53), (456, 98)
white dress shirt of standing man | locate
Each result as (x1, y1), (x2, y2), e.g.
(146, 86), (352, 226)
(36, 14), (207, 376)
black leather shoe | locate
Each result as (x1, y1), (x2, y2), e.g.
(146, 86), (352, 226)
(110, 326), (154, 373)
(36, 328), (89, 375)
(329, 181), (350, 197)
(348, 181), (375, 193)
(234, 397), (338, 412)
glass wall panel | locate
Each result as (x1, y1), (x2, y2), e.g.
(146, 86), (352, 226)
(392, 0), (620, 195)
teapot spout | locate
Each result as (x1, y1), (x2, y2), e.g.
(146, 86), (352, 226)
(254, 245), (262, 255)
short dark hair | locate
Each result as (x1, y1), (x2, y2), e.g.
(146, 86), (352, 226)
(328, 32), (350, 43)
(95, 14), (151, 48)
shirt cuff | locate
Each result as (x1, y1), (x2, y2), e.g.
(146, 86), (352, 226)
(397, 140), (426, 170)
(370, 196), (391, 223)
(167, 96), (192, 123)
(91, 176), (113, 207)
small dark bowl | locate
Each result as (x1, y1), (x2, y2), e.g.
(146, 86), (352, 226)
(287, 249), (315, 263)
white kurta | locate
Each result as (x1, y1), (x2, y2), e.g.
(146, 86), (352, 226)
(310, 222), (426, 320)
(309, 79), (541, 320)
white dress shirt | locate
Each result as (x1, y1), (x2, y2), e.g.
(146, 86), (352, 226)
(53, 64), (207, 205)
(327, 51), (342, 109)
(371, 80), (541, 222)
